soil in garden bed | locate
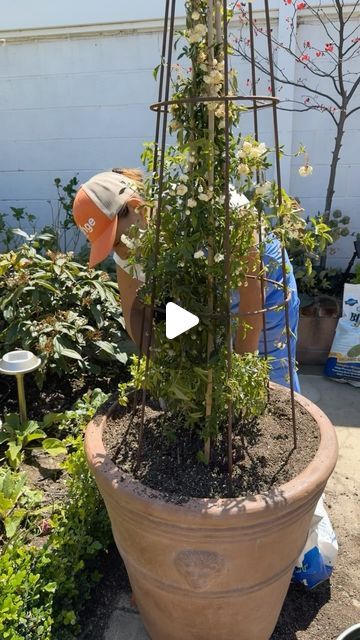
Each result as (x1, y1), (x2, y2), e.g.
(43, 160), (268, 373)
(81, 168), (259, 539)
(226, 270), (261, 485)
(103, 387), (319, 500)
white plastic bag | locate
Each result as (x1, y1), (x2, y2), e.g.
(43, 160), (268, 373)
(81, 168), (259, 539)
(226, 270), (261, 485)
(325, 284), (360, 386)
(292, 496), (338, 588)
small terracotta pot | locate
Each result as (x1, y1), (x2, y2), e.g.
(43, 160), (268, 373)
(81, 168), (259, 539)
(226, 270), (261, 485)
(297, 316), (339, 365)
(85, 386), (338, 640)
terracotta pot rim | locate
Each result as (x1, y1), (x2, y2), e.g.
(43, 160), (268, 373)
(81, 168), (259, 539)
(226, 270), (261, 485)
(84, 383), (338, 520)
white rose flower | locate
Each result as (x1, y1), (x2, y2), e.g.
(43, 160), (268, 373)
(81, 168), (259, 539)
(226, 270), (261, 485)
(255, 181), (272, 196)
(249, 143), (267, 159)
(198, 193), (210, 201)
(215, 104), (225, 119)
(188, 23), (207, 43)
(200, 63), (208, 72)
(242, 140), (253, 154)
(299, 164), (313, 177)
(214, 253), (224, 263)
(238, 163), (250, 175)
(120, 234), (135, 250)
(194, 249), (205, 259)
(180, 174), (189, 183)
(187, 198), (197, 208)
(177, 184), (188, 196)
(191, 10), (200, 20)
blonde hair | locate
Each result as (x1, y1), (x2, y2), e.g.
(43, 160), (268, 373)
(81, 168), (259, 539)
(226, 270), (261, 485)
(112, 167), (148, 218)
(112, 167), (144, 193)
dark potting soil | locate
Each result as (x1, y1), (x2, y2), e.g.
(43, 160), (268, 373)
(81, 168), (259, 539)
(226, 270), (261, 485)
(103, 388), (319, 501)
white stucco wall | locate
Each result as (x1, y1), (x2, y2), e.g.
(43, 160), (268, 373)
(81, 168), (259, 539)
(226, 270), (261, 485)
(0, 2), (359, 268)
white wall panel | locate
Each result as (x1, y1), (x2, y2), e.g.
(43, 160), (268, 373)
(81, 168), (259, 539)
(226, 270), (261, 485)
(0, 3), (359, 268)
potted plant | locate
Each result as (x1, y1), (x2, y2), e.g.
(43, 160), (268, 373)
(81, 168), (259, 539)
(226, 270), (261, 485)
(290, 211), (350, 365)
(84, 2), (338, 638)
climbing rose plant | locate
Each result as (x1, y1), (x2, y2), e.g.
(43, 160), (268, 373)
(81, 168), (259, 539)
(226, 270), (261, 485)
(121, 0), (323, 457)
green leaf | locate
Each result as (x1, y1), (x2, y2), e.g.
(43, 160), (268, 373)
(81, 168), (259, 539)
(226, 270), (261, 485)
(115, 351), (128, 364)
(4, 413), (21, 429)
(33, 280), (58, 294)
(0, 432), (10, 445)
(6, 442), (23, 469)
(42, 412), (66, 428)
(24, 431), (47, 445)
(153, 63), (161, 81)
(95, 341), (115, 356)
(42, 438), (67, 456)
(90, 304), (103, 327)
(4, 509), (27, 539)
(53, 336), (82, 360)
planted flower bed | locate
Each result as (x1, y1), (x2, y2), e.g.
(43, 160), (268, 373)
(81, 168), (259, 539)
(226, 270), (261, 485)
(0, 240), (132, 639)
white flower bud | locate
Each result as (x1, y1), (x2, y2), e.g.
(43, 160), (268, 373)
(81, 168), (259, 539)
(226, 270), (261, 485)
(299, 165), (313, 177)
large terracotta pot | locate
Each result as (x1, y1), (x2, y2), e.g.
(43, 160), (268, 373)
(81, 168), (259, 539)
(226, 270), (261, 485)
(84, 386), (338, 640)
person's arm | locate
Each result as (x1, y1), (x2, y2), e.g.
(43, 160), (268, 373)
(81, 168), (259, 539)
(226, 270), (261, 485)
(115, 266), (152, 352)
(235, 241), (263, 355)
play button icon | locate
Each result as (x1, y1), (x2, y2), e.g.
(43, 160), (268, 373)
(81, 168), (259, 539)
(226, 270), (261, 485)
(166, 302), (199, 340)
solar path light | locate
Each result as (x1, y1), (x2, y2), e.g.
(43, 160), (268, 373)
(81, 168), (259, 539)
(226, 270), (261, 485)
(0, 350), (41, 424)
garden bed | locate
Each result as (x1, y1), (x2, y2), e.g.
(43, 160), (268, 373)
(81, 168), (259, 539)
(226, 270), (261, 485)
(0, 370), (125, 639)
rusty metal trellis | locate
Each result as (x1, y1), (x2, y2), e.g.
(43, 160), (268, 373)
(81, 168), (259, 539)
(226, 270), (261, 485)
(135, 0), (298, 478)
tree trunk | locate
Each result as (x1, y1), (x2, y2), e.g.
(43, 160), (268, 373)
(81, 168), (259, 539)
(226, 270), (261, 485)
(320, 106), (347, 268)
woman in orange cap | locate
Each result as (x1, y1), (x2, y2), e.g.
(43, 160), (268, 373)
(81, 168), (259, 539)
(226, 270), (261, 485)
(73, 167), (299, 391)
(73, 168), (149, 348)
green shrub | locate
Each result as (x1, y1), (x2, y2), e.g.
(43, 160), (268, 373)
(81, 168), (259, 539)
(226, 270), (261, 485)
(0, 442), (112, 640)
(0, 389), (113, 640)
(0, 176), (80, 255)
(0, 244), (132, 387)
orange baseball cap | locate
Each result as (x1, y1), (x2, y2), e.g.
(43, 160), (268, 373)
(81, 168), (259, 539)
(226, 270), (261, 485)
(73, 171), (140, 268)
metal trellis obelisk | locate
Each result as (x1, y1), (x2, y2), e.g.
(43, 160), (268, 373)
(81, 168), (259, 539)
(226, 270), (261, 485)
(136, 0), (297, 483)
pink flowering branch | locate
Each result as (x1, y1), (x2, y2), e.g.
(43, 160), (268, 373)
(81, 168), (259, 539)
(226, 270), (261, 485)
(232, 0), (360, 266)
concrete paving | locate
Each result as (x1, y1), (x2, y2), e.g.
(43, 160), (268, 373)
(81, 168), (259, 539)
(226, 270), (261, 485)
(102, 374), (359, 640)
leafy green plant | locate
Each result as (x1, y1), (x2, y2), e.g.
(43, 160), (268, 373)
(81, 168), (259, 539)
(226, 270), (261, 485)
(0, 413), (66, 469)
(0, 389), (112, 640)
(0, 176), (80, 255)
(0, 442), (112, 640)
(42, 387), (110, 438)
(0, 414), (47, 469)
(43, 176), (81, 253)
(0, 244), (132, 387)
(0, 468), (43, 541)
(287, 209), (354, 298)
(0, 207), (39, 252)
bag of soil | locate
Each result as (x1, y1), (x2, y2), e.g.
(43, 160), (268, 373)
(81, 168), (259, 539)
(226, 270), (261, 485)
(292, 496), (338, 588)
(324, 284), (360, 387)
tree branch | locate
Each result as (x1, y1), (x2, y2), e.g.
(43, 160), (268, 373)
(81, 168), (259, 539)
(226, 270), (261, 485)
(347, 73), (360, 102)
(347, 103), (360, 117)
(233, 40), (342, 108)
(344, 0), (360, 25)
